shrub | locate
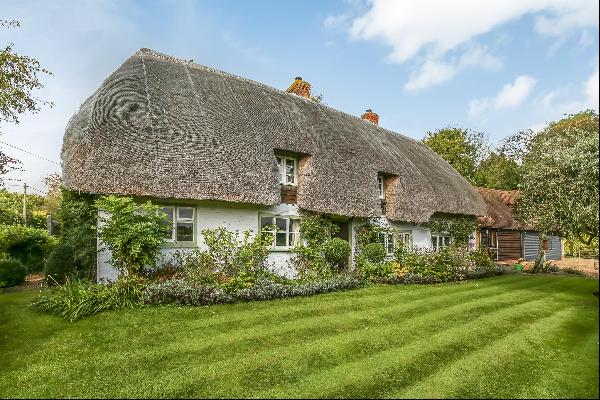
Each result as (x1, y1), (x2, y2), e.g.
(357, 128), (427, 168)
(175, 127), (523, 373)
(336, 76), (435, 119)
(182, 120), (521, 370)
(361, 242), (387, 263)
(95, 196), (167, 275)
(322, 238), (351, 271)
(382, 245), (503, 284)
(0, 257), (27, 288)
(58, 190), (97, 280)
(0, 224), (58, 272)
(142, 274), (363, 306)
(164, 227), (274, 288)
(44, 244), (78, 285)
(356, 257), (393, 282)
(292, 215), (340, 281)
(30, 275), (146, 321)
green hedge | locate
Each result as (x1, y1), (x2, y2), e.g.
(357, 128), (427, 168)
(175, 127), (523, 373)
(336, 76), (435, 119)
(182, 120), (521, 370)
(0, 257), (27, 288)
(0, 224), (58, 272)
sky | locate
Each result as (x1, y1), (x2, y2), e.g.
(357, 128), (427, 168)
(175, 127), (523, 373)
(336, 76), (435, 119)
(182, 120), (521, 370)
(1, 0), (598, 194)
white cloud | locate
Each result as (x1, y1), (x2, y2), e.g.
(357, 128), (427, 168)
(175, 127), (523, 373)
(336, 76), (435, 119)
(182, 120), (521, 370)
(533, 60), (599, 115)
(331, 0), (599, 90)
(405, 45), (501, 92)
(585, 61), (599, 111)
(469, 75), (537, 116)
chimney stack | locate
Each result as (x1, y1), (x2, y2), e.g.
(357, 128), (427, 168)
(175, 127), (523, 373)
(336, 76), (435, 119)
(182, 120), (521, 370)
(361, 109), (379, 125)
(286, 76), (311, 98)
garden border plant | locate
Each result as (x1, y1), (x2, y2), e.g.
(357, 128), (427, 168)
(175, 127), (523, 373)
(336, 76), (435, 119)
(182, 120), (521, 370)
(30, 207), (504, 322)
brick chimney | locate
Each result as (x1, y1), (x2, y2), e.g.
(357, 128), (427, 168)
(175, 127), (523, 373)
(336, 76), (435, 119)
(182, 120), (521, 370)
(361, 109), (379, 125)
(286, 76), (311, 98)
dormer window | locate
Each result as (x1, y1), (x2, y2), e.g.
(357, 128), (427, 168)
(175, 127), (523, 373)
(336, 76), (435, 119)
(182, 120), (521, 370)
(277, 155), (297, 186)
(377, 175), (385, 199)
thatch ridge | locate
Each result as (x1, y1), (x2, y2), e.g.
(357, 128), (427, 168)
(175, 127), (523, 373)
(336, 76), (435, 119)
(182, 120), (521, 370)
(62, 48), (486, 223)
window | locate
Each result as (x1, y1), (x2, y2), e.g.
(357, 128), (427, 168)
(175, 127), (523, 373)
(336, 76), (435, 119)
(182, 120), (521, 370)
(377, 176), (385, 199)
(379, 231), (413, 256)
(276, 155), (297, 185)
(379, 232), (395, 256)
(397, 231), (413, 249)
(260, 215), (300, 250)
(431, 234), (452, 251)
(161, 206), (195, 242)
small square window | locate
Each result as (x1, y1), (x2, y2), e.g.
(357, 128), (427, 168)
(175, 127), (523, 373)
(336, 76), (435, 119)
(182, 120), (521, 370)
(160, 205), (195, 243)
(261, 215), (300, 250)
(276, 155), (298, 185)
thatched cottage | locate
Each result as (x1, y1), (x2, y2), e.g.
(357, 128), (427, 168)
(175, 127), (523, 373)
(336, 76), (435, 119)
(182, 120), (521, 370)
(62, 48), (486, 281)
(476, 187), (562, 261)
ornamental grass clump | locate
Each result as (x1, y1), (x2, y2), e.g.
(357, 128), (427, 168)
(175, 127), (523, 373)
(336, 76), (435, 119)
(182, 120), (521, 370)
(31, 275), (146, 322)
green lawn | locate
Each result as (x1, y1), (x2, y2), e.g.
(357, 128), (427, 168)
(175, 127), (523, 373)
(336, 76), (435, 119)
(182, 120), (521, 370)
(0, 275), (598, 399)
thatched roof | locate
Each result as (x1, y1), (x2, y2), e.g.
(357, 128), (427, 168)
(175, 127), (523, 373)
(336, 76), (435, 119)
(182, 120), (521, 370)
(62, 48), (486, 223)
(476, 187), (527, 229)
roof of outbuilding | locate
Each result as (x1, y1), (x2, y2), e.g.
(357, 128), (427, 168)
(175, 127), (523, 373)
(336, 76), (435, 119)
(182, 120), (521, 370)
(61, 48), (486, 222)
(476, 187), (528, 229)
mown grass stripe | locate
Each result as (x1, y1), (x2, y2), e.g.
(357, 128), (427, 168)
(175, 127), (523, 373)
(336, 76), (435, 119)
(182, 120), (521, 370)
(95, 275), (528, 338)
(264, 296), (572, 398)
(125, 288), (566, 398)
(0, 275), (597, 399)
(394, 302), (596, 398)
(75, 278), (553, 380)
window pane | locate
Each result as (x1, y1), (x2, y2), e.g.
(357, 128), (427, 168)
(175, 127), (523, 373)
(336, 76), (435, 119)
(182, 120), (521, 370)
(378, 176), (384, 198)
(444, 236), (451, 247)
(161, 206), (174, 222)
(276, 232), (287, 247)
(276, 217), (287, 232)
(276, 157), (283, 183)
(178, 207), (194, 220)
(261, 216), (274, 229)
(431, 236), (438, 250)
(161, 207), (174, 239)
(387, 235), (394, 254)
(285, 158), (295, 184)
(176, 222), (194, 242)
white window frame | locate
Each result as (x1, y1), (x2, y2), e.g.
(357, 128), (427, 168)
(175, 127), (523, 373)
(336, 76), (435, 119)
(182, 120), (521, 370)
(379, 232), (395, 256)
(396, 230), (413, 249)
(431, 233), (452, 251)
(377, 175), (385, 199)
(161, 205), (195, 243)
(260, 214), (300, 251)
(276, 155), (298, 186)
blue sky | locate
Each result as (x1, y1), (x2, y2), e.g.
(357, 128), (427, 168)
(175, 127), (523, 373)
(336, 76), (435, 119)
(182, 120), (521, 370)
(1, 0), (598, 193)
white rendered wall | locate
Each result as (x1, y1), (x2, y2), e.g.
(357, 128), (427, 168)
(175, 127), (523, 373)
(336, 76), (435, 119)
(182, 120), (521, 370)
(96, 202), (444, 283)
(96, 202), (300, 282)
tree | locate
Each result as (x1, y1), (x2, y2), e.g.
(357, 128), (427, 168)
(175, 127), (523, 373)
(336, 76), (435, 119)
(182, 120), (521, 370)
(96, 196), (168, 275)
(0, 20), (52, 184)
(515, 110), (599, 249)
(473, 152), (521, 190)
(43, 173), (62, 217)
(423, 127), (487, 183)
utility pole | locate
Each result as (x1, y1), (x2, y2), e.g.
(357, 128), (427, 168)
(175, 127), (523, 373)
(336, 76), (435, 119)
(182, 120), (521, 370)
(22, 182), (27, 226)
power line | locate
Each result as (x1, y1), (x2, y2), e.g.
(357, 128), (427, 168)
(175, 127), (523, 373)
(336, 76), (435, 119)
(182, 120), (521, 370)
(3, 180), (47, 194)
(0, 139), (61, 166)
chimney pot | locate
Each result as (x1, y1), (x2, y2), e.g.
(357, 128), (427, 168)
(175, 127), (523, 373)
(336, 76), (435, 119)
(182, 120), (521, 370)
(361, 109), (379, 125)
(286, 76), (311, 98)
